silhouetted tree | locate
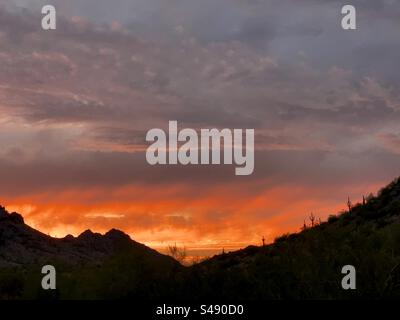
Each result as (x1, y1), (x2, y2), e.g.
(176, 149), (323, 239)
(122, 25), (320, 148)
(366, 193), (374, 202)
(301, 220), (308, 231)
(167, 243), (187, 263)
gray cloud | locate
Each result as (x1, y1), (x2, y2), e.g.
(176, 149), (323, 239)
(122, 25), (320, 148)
(0, 0), (399, 202)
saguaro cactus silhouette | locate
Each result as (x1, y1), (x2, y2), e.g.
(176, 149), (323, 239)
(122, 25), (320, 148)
(347, 197), (352, 211)
(309, 212), (316, 227)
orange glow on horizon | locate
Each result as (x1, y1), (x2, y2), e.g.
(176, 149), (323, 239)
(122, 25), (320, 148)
(1, 179), (386, 255)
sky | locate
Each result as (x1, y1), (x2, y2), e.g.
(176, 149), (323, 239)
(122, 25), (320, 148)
(0, 0), (400, 255)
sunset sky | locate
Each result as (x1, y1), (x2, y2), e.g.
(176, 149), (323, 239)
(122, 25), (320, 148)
(1, 0), (400, 255)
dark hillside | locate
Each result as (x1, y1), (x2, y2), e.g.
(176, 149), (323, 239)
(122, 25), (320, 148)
(1, 177), (400, 299)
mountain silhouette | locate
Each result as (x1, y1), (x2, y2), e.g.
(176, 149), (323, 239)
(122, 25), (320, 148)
(1, 177), (400, 299)
(0, 206), (176, 269)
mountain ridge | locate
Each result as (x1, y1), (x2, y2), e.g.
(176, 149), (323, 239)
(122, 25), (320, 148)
(0, 205), (175, 268)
